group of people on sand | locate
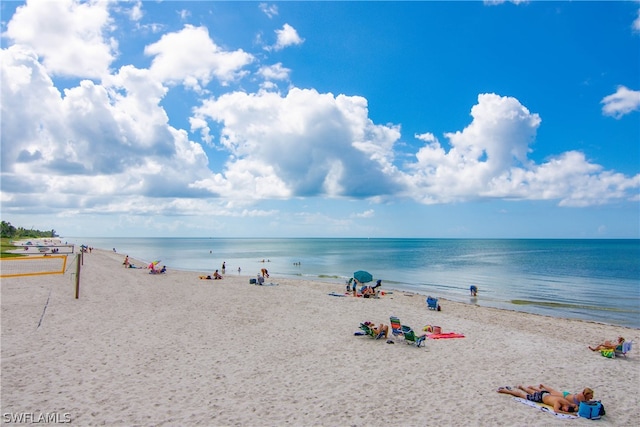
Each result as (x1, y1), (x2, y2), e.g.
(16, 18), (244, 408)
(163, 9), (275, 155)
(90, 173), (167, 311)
(122, 255), (165, 272)
(346, 278), (383, 298)
(148, 263), (166, 274)
(498, 384), (594, 414)
(200, 269), (223, 280)
(497, 337), (626, 415)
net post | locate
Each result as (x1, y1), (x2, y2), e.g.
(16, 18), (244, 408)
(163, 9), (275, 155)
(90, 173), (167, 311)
(75, 254), (81, 299)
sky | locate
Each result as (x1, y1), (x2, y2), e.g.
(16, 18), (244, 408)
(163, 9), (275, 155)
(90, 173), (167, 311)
(1, 0), (639, 239)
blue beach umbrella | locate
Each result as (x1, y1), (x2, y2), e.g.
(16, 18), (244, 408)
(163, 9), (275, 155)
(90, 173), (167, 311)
(353, 270), (373, 283)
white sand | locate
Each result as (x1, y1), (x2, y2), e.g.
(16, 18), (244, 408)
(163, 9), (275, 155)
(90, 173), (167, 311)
(1, 249), (638, 426)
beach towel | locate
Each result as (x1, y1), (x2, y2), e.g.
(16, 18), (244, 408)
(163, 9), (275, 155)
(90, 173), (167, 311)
(512, 397), (578, 419)
(427, 332), (465, 339)
(328, 292), (347, 297)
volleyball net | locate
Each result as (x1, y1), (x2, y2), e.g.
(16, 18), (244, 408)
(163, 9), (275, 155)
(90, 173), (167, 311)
(0, 255), (70, 278)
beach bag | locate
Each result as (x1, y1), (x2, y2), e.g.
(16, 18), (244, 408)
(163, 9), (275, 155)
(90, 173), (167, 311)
(249, 278), (256, 284)
(578, 401), (605, 420)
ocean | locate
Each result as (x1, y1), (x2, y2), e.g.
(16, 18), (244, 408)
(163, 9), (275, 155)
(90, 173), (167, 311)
(66, 238), (640, 328)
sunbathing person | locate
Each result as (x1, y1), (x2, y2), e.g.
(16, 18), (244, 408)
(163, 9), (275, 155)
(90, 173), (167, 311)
(361, 280), (382, 298)
(362, 286), (376, 298)
(497, 385), (577, 413)
(363, 322), (388, 339)
(213, 270), (223, 279)
(535, 384), (594, 405)
(589, 336), (624, 351)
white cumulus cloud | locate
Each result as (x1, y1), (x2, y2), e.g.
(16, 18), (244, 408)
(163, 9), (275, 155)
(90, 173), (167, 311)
(145, 25), (254, 89)
(405, 94), (639, 206)
(4, 0), (116, 78)
(192, 88), (403, 200)
(270, 24), (304, 51)
(601, 86), (640, 118)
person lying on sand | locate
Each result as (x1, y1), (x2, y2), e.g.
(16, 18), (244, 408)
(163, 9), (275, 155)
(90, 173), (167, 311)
(536, 384), (593, 405)
(361, 280), (382, 298)
(589, 336), (624, 351)
(497, 385), (577, 414)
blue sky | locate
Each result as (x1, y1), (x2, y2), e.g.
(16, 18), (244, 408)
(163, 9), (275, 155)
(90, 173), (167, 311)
(1, 0), (639, 238)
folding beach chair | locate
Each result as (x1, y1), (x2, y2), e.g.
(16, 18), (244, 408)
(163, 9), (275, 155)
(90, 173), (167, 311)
(389, 316), (404, 338)
(426, 296), (439, 310)
(614, 341), (633, 358)
(401, 325), (426, 348)
(359, 323), (385, 339)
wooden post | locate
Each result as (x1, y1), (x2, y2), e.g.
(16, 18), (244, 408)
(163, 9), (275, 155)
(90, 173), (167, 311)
(75, 253), (81, 299)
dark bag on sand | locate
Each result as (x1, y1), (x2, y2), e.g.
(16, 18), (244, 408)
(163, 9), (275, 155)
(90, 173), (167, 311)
(578, 401), (605, 420)
(249, 278), (256, 284)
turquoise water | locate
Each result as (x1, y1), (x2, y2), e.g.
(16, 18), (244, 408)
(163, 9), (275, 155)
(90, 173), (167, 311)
(67, 238), (640, 328)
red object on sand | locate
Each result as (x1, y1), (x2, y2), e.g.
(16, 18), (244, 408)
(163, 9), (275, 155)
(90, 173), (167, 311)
(427, 332), (465, 339)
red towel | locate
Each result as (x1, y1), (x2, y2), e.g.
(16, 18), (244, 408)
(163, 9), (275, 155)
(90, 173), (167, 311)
(427, 332), (465, 339)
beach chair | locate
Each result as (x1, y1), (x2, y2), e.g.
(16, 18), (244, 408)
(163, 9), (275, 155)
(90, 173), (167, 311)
(390, 316), (404, 338)
(401, 325), (426, 348)
(359, 323), (385, 339)
(426, 296), (439, 310)
(614, 341), (633, 358)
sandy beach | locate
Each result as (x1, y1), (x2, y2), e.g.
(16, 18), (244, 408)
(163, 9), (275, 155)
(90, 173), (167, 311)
(1, 249), (638, 426)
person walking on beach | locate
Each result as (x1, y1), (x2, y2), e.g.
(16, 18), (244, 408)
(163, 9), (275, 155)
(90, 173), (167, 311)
(222, 262), (226, 274)
(470, 285), (478, 296)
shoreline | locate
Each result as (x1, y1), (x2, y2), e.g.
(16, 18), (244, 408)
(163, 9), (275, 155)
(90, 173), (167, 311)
(2, 248), (638, 426)
(9, 239), (640, 330)
(64, 237), (640, 329)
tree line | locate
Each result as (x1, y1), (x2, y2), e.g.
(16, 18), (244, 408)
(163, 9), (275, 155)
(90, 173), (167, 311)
(1, 221), (58, 239)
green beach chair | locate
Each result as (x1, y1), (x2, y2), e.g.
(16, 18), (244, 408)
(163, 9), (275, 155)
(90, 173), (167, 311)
(359, 322), (385, 339)
(401, 325), (426, 347)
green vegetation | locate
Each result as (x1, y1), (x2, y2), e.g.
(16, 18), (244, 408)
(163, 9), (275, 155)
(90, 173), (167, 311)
(0, 222), (59, 258)
(1, 237), (22, 258)
(1, 221), (58, 239)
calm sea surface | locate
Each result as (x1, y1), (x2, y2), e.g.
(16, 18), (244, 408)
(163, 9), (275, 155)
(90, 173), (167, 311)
(67, 238), (640, 328)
